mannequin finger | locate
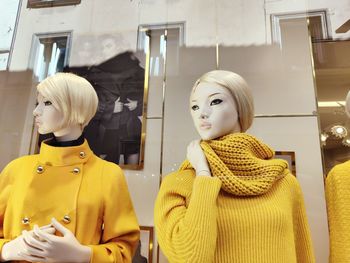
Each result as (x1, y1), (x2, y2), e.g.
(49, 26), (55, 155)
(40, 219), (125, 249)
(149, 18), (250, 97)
(39, 224), (56, 234)
(188, 142), (195, 151)
(19, 237), (46, 260)
(18, 251), (46, 262)
(51, 217), (70, 236)
(21, 243), (47, 258)
(39, 223), (53, 229)
(33, 225), (56, 244)
(43, 227), (56, 235)
(23, 230), (50, 251)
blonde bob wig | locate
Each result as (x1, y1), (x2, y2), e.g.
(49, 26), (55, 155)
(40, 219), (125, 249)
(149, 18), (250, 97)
(37, 72), (98, 129)
(192, 70), (254, 132)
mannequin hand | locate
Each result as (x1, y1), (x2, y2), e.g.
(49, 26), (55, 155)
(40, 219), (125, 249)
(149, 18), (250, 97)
(0, 224), (55, 262)
(187, 140), (211, 176)
(113, 97), (123, 113)
(19, 218), (91, 263)
(125, 98), (138, 111)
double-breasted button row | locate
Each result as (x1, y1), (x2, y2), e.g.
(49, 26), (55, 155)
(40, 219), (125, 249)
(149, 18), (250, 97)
(36, 166), (80, 174)
(22, 215), (71, 225)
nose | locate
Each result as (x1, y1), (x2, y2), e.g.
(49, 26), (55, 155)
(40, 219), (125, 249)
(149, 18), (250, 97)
(200, 112), (208, 119)
(199, 105), (210, 119)
(33, 105), (40, 117)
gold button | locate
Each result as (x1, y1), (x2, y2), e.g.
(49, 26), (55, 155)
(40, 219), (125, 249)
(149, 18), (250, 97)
(63, 215), (71, 224)
(36, 166), (44, 174)
(79, 151), (86, 159)
(73, 168), (80, 174)
(22, 217), (30, 225)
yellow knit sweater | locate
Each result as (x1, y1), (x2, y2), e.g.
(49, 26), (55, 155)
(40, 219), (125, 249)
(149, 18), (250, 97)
(326, 160), (350, 263)
(154, 133), (315, 263)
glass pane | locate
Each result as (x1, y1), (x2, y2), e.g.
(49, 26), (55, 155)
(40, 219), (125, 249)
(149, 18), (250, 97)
(0, 0), (20, 50)
(30, 34), (69, 82)
(0, 53), (9, 70)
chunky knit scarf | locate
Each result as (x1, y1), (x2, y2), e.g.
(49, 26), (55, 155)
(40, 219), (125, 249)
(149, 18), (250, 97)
(179, 133), (289, 196)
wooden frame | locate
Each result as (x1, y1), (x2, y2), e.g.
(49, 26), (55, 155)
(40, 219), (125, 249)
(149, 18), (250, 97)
(271, 9), (331, 46)
(275, 151), (297, 176)
(27, 0), (81, 8)
(133, 226), (154, 263)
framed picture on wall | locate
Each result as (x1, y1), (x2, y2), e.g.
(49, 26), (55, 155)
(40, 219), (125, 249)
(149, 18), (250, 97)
(275, 151), (297, 176)
(27, 0), (81, 8)
(64, 33), (150, 170)
(133, 226), (153, 263)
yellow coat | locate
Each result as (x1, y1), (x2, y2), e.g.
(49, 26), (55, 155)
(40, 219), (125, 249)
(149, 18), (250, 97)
(326, 160), (350, 263)
(0, 140), (140, 263)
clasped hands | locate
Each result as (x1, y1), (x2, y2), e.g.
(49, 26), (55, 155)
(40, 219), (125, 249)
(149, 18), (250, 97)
(1, 218), (91, 263)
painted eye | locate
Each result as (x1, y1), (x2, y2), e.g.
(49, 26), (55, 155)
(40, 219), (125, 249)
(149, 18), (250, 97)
(191, 105), (199, 111)
(210, 99), (223, 106)
(34, 102), (39, 107)
(44, 101), (52, 106)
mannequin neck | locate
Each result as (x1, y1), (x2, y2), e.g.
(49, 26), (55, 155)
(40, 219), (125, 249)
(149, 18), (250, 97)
(53, 124), (82, 142)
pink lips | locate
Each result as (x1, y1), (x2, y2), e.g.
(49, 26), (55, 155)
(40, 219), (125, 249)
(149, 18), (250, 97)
(200, 122), (211, 129)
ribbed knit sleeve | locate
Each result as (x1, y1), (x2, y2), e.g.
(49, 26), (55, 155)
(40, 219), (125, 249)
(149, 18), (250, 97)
(325, 163), (350, 263)
(290, 175), (315, 263)
(154, 170), (222, 263)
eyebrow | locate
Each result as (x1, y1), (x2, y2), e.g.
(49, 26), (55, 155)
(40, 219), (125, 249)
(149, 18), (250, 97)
(191, 92), (222, 102)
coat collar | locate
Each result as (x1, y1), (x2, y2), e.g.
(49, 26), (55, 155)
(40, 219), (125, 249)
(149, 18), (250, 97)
(38, 139), (93, 166)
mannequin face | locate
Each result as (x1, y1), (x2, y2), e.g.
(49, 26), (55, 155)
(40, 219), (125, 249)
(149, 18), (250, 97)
(33, 93), (64, 135)
(190, 82), (241, 140)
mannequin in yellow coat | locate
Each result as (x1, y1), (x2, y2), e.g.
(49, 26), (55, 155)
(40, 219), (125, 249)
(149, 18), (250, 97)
(0, 73), (140, 262)
(325, 90), (350, 263)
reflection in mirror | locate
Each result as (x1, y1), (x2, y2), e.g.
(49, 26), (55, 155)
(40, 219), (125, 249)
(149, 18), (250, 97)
(313, 38), (350, 263)
(29, 32), (71, 82)
(314, 40), (350, 173)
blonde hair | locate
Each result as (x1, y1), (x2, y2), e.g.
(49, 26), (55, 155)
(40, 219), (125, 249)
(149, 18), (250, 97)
(37, 72), (98, 129)
(192, 70), (254, 132)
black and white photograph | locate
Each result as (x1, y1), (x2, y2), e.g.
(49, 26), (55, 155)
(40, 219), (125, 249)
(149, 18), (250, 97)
(65, 33), (147, 169)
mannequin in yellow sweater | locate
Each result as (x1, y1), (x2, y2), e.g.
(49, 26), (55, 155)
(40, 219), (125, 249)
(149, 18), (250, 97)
(325, 90), (350, 263)
(154, 70), (315, 263)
